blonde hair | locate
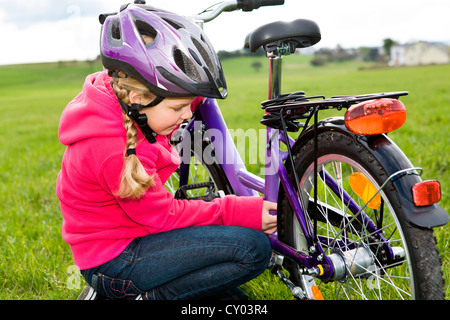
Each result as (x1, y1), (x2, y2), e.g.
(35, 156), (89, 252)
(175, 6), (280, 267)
(112, 71), (156, 199)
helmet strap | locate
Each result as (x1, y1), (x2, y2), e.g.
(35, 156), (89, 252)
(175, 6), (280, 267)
(117, 98), (158, 144)
(145, 95), (165, 107)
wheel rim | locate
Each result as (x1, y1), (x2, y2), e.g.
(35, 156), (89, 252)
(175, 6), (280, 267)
(293, 154), (414, 300)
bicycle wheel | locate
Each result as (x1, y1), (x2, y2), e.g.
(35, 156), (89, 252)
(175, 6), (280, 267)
(279, 130), (445, 300)
(165, 123), (233, 200)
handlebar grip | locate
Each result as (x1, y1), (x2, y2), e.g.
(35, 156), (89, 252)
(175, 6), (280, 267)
(238, 0), (285, 12)
(99, 12), (117, 24)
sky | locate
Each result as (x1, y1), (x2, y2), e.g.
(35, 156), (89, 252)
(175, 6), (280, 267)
(1, 0), (449, 65)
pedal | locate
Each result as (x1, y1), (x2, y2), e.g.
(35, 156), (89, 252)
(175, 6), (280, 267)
(174, 181), (223, 201)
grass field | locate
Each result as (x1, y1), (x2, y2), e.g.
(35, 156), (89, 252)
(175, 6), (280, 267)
(0, 56), (448, 300)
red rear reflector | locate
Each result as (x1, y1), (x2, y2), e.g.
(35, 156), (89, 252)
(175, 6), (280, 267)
(412, 180), (441, 206)
(345, 98), (406, 135)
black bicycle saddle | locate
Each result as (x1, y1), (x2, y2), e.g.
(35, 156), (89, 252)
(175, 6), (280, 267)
(245, 19), (321, 54)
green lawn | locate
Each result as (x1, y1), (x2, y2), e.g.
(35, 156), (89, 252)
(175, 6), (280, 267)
(0, 57), (448, 299)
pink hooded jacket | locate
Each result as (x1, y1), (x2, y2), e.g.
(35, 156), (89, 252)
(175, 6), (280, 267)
(56, 72), (264, 270)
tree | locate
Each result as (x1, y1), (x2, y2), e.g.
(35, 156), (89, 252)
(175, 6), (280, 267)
(310, 54), (327, 66)
(383, 38), (396, 56)
(358, 47), (379, 62)
(251, 61), (263, 72)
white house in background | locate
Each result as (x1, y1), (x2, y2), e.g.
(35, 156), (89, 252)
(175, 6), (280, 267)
(389, 41), (449, 66)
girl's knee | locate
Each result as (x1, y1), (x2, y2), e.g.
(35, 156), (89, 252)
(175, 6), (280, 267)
(240, 228), (272, 272)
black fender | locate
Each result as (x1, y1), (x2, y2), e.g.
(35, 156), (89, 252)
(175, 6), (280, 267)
(288, 116), (449, 229)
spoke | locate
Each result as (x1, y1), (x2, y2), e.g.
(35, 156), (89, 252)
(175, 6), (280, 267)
(296, 155), (413, 299)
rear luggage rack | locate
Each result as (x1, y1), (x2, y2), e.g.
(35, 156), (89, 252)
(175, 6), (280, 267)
(260, 91), (409, 131)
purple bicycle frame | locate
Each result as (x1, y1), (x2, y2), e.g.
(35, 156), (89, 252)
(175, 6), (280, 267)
(189, 98), (333, 277)
(179, 56), (393, 280)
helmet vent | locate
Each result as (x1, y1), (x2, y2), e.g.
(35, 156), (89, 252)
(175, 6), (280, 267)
(134, 19), (157, 41)
(191, 37), (215, 77)
(162, 18), (184, 30)
(111, 19), (121, 40)
(174, 49), (201, 82)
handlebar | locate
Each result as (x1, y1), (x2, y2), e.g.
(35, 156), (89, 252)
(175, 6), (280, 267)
(192, 0), (284, 22)
(239, 0), (285, 11)
(100, 1), (285, 25)
(191, 1), (239, 23)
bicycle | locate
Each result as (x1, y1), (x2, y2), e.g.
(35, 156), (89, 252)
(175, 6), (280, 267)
(165, 0), (449, 300)
(80, 0), (448, 300)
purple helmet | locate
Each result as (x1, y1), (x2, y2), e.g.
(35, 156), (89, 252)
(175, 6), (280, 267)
(100, 3), (227, 99)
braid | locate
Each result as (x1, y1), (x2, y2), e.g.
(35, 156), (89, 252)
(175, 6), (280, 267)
(112, 74), (155, 199)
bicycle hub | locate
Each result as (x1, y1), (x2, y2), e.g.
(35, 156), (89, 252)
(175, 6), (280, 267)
(327, 247), (375, 281)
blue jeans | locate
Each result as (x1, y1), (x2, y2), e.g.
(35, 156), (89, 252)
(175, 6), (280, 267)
(80, 225), (272, 300)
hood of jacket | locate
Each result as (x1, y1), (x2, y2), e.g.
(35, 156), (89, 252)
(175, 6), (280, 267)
(59, 71), (125, 146)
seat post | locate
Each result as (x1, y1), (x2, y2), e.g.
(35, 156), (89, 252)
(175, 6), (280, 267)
(268, 55), (282, 99)
(264, 52), (283, 206)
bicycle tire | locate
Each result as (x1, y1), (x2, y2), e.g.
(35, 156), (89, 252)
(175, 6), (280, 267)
(166, 123), (233, 200)
(279, 130), (445, 300)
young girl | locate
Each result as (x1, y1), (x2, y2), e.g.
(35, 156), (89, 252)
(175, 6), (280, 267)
(56, 3), (277, 300)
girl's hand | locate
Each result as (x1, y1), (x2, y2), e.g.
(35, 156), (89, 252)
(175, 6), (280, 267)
(261, 201), (277, 234)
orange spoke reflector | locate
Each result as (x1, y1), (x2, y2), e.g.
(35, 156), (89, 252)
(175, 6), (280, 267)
(312, 285), (324, 300)
(349, 172), (381, 209)
(412, 180), (441, 206)
(345, 98), (406, 135)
